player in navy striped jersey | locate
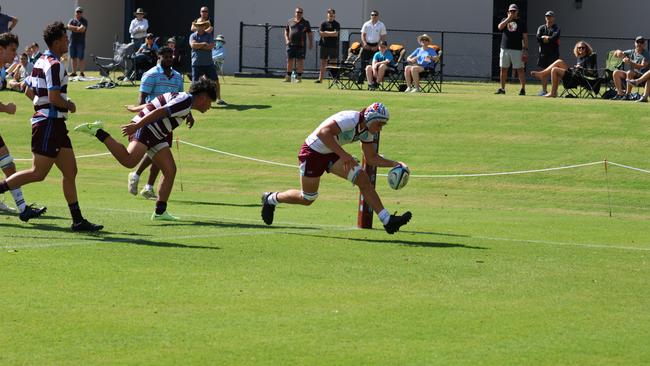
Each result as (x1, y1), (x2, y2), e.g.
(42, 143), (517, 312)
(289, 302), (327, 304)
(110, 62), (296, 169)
(261, 102), (412, 234)
(74, 78), (217, 221)
(0, 23), (100, 231)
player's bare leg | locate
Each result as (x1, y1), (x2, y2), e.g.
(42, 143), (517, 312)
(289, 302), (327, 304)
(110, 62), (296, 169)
(150, 148), (178, 220)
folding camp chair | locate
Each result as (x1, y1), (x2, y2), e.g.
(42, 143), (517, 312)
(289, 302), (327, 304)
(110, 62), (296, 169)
(418, 44), (443, 93)
(93, 41), (137, 86)
(561, 53), (601, 98)
(326, 42), (363, 90)
(379, 44), (406, 91)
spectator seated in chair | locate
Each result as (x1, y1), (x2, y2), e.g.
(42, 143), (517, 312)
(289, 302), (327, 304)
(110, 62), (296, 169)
(611, 36), (650, 100)
(403, 34), (438, 93)
(6, 52), (32, 92)
(625, 68), (650, 102)
(530, 40), (596, 97)
(131, 33), (159, 81)
(212, 34), (225, 73)
(365, 41), (394, 90)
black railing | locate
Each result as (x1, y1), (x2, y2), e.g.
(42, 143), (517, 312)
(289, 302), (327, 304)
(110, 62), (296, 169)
(239, 21), (643, 81)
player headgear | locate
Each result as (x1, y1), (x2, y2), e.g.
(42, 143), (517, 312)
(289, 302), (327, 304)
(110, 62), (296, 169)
(364, 102), (389, 128)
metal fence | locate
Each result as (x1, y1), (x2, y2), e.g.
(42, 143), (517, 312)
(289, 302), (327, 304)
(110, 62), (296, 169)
(239, 21), (642, 81)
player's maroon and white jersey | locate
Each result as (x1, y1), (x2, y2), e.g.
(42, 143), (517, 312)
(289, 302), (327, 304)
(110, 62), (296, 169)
(132, 92), (193, 140)
(29, 51), (68, 124)
(304, 110), (377, 154)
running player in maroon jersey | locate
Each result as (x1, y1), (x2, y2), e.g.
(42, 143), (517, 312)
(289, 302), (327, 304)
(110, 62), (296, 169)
(74, 78), (217, 221)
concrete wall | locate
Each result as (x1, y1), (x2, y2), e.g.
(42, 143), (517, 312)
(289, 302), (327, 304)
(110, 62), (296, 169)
(1, 0), (75, 54)
(1, 0), (122, 71)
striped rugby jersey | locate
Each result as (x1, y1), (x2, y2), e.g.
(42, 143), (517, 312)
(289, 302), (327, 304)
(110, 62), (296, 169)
(29, 51), (68, 124)
(132, 92), (193, 140)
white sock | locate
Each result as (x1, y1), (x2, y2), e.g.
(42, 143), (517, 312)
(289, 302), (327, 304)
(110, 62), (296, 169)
(378, 209), (390, 225)
(132, 172), (140, 180)
(144, 184), (153, 190)
(267, 192), (279, 206)
(10, 188), (26, 213)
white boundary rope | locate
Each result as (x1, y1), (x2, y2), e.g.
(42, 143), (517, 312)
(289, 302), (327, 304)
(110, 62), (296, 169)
(12, 140), (650, 178)
(176, 140), (650, 178)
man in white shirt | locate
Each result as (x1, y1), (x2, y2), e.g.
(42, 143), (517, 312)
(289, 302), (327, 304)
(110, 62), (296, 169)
(129, 8), (149, 49)
(360, 10), (387, 70)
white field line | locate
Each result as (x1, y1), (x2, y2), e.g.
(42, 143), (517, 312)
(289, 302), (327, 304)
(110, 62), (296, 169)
(3, 204), (648, 252)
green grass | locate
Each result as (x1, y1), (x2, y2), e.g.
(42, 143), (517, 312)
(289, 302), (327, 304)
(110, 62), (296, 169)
(1, 76), (649, 365)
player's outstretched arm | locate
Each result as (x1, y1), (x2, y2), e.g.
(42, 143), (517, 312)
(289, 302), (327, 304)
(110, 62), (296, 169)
(361, 142), (404, 168)
(121, 107), (169, 136)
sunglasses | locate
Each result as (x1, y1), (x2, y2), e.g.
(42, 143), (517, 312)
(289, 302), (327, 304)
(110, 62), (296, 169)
(296, 11), (303, 13)
(371, 14), (378, 16)
(636, 40), (645, 44)
(577, 46), (585, 50)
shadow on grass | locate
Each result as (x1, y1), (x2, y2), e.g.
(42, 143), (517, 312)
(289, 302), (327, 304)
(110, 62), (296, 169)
(0, 222), (219, 250)
(154, 218), (318, 231)
(213, 104), (271, 111)
(288, 232), (487, 249)
(173, 199), (259, 208)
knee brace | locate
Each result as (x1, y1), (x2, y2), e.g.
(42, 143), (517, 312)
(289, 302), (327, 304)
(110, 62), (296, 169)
(347, 165), (362, 184)
(0, 154), (14, 170)
(301, 191), (319, 202)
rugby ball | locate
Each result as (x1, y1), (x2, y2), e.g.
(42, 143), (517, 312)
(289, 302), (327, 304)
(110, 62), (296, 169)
(387, 165), (410, 190)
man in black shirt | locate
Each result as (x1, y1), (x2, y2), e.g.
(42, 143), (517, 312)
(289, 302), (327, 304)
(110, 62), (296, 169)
(316, 8), (340, 83)
(496, 3), (528, 95)
(535, 10), (560, 95)
(284, 7), (313, 82)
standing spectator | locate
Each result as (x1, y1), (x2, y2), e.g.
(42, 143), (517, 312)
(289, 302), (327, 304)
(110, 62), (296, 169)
(191, 6), (213, 35)
(28, 42), (41, 64)
(360, 10), (387, 71)
(496, 3), (528, 95)
(212, 34), (226, 74)
(316, 8), (340, 83)
(190, 19), (226, 105)
(67, 6), (87, 77)
(535, 10), (560, 95)
(284, 7), (313, 83)
(0, 6), (17, 33)
(127, 46), (187, 200)
(129, 8), (149, 49)
(612, 36), (650, 100)
(167, 37), (182, 72)
(1, 21), (102, 231)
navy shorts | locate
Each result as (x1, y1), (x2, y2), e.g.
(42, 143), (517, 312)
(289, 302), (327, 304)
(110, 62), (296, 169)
(31, 119), (73, 158)
(69, 42), (85, 60)
(192, 65), (217, 82)
(298, 143), (339, 178)
(287, 46), (306, 60)
(319, 46), (338, 60)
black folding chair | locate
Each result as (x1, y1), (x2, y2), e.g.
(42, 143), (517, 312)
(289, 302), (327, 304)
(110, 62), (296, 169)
(418, 44), (443, 93)
(327, 42), (363, 90)
(379, 44), (406, 91)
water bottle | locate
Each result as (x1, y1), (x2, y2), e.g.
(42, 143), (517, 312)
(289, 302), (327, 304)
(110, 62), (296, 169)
(291, 70), (297, 83)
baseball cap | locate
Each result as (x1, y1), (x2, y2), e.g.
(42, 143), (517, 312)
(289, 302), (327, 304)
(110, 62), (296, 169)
(508, 4), (518, 11)
(75, 6), (83, 12)
(545, 10), (555, 16)
(635, 36), (646, 42)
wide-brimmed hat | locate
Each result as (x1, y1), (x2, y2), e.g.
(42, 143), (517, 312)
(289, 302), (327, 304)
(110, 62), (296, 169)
(167, 37), (176, 44)
(75, 6), (83, 13)
(545, 10), (555, 16)
(134, 8), (145, 16)
(194, 19), (210, 27)
(215, 34), (226, 43)
(635, 35), (646, 42)
(508, 4), (518, 11)
(417, 34), (431, 42)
